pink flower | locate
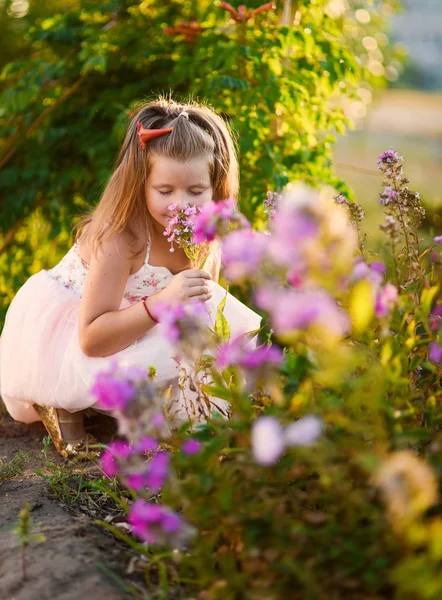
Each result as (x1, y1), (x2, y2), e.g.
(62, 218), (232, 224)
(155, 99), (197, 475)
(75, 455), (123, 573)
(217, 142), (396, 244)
(101, 440), (133, 477)
(90, 364), (136, 411)
(255, 286), (350, 337)
(429, 342), (442, 365)
(284, 415), (323, 447)
(375, 284), (398, 318)
(429, 304), (442, 333)
(268, 203), (320, 268)
(128, 500), (182, 545)
(181, 439), (202, 455)
(434, 236), (442, 244)
(251, 415), (324, 466)
(216, 336), (283, 370)
(222, 229), (268, 282)
(125, 451), (170, 492)
(154, 301), (207, 344)
(135, 436), (158, 454)
(251, 416), (285, 466)
(193, 198), (250, 244)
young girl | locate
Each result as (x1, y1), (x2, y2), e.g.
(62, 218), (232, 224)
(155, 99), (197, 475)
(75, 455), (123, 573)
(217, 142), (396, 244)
(0, 98), (261, 458)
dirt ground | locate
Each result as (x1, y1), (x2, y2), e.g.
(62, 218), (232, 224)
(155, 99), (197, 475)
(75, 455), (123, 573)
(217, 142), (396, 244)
(0, 408), (146, 600)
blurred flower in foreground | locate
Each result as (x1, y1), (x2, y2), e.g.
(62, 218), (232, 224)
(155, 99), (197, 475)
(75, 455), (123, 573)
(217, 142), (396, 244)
(216, 335), (283, 370)
(284, 415), (323, 447)
(216, 335), (283, 392)
(350, 259), (398, 319)
(90, 359), (139, 411)
(429, 342), (442, 366)
(181, 439), (202, 455)
(153, 300), (212, 360)
(128, 499), (195, 548)
(429, 304), (442, 333)
(192, 198), (250, 244)
(101, 439), (169, 493)
(91, 361), (173, 441)
(252, 415), (323, 466)
(375, 283), (398, 318)
(222, 229), (268, 283)
(255, 286), (350, 338)
(251, 416), (284, 466)
(374, 451), (438, 531)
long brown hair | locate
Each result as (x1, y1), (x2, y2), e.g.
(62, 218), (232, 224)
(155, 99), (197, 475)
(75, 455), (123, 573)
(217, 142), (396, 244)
(74, 96), (240, 259)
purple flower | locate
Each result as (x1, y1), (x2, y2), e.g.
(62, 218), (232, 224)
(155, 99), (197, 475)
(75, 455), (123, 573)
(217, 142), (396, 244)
(264, 191), (281, 219)
(216, 336), (283, 371)
(370, 261), (386, 274)
(124, 451), (170, 493)
(287, 264), (308, 289)
(378, 148), (401, 166)
(255, 286), (350, 337)
(351, 259), (384, 290)
(251, 416), (285, 466)
(128, 500), (183, 546)
(135, 436), (158, 454)
(90, 365), (136, 411)
(434, 236), (442, 244)
(429, 304), (442, 333)
(284, 415), (323, 447)
(222, 229), (268, 282)
(192, 198), (250, 244)
(268, 205), (319, 268)
(151, 412), (166, 429)
(181, 439), (202, 455)
(379, 186), (398, 206)
(101, 440), (133, 477)
(429, 342), (442, 365)
(145, 451), (170, 491)
(375, 284), (398, 318)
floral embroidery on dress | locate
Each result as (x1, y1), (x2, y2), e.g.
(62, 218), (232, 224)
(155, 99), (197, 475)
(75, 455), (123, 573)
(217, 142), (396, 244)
(47, 242), (173, 303)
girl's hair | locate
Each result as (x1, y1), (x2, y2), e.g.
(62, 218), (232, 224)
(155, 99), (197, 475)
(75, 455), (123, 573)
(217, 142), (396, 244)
(74, 96), (239, 259)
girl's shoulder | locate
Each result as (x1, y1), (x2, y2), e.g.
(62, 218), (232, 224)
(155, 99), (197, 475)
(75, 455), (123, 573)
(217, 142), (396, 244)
(77, 224), (147, 272)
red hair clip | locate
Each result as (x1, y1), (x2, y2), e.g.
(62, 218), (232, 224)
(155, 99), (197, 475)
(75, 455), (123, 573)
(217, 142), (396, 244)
(137, 122), (173, 150)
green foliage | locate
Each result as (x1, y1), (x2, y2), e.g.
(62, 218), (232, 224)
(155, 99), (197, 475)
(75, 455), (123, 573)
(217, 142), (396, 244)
(0, 0), (401, 327)
(10, 502), (46, 580)
(0, 449), (31, 482)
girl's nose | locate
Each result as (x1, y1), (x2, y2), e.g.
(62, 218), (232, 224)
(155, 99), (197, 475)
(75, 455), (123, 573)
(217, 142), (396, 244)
(176, 196), (189, 209)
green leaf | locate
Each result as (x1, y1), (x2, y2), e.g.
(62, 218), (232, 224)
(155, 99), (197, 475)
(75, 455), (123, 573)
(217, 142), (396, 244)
(81, 55), (107, 74)
(420, 285), (440, 318)
(215, 292), (230, 343)
(201, 384), (231, 401)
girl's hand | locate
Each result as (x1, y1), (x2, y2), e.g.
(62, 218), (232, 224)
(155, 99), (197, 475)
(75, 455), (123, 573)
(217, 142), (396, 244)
(148, 269), (213, 310)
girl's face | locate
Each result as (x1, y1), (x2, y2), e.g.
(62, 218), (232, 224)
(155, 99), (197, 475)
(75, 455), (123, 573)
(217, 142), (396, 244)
(145, 155), (213, 233)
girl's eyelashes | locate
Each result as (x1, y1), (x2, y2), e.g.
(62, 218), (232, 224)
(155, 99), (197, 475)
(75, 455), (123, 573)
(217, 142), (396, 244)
(157, 190), (204, 196)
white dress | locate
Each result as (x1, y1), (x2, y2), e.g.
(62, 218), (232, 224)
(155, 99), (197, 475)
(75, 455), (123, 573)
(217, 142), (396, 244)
(0, 241), (262, 424)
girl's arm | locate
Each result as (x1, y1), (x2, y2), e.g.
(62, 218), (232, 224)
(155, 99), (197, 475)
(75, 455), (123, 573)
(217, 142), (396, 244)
(78, 233), (157, 357)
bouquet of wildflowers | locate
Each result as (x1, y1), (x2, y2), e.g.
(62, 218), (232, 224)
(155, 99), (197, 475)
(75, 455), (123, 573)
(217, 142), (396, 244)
(163, 204), (210, 269)
(164, 199), (250, 270)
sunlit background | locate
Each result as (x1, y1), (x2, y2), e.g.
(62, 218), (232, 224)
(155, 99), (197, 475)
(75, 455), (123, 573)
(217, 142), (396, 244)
(333, 0), (442, 245)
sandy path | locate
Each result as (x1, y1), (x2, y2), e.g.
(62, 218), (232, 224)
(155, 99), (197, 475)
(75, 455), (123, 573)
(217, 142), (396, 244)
(0, 411), (140, 600)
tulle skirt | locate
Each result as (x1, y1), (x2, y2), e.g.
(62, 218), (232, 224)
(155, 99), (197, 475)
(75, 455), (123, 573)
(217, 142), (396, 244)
(0, 270), (261, 424)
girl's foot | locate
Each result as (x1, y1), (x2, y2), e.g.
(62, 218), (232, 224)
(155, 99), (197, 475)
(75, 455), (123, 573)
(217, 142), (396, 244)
(56, 408), (87, 441)
(33, 404), (100, 460)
